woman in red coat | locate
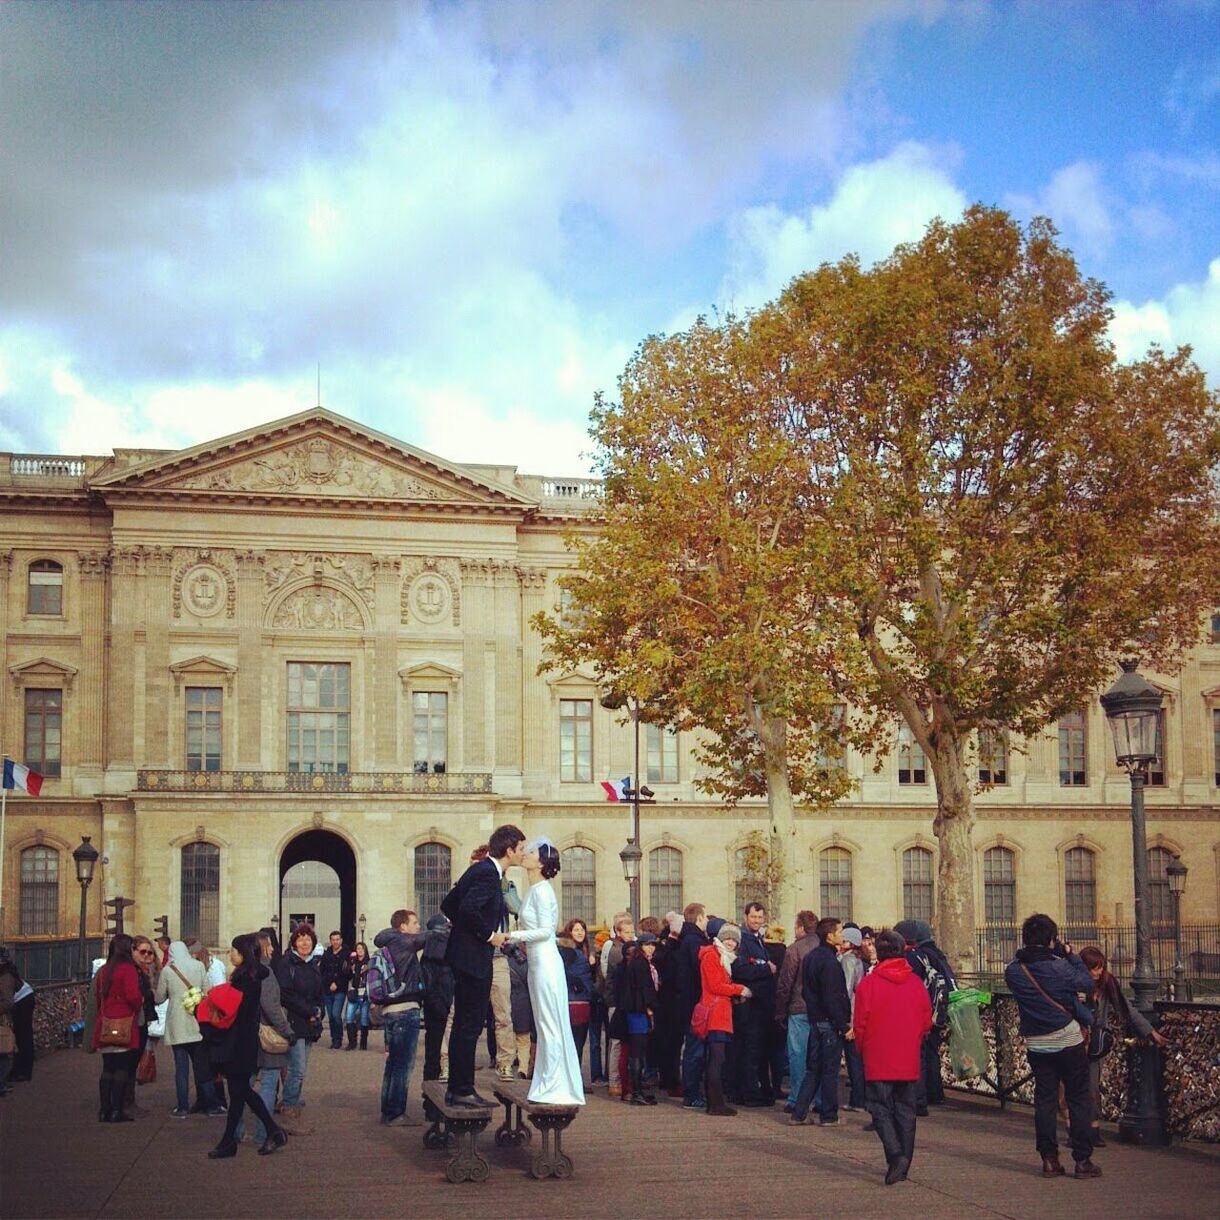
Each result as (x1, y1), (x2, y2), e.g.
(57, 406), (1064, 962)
(697, 922), (750, 1117)
(92, 934), (144, 1122)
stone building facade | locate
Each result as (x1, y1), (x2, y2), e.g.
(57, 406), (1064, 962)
(2, 408), (1218, 964)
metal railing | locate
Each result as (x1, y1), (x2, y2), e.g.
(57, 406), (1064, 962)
(8, 936), (104, 984)
(136, 768), (494, 794)
(977, 923), (1220, 981)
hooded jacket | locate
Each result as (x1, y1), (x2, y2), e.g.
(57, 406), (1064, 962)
(852, 956), (933, 1081)
(1004, 945), (1094, 1036)
(152, 940), (205, 1046)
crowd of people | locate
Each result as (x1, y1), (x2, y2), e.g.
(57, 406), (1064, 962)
(1, 845), (1162, 1183)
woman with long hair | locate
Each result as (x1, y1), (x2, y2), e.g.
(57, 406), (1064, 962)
(558, 918), (596, 1074)
(207, 933), (287, 1158)
(344, 942), (371, 1050)
(1079, 946), (1167, 1146)
(92, 934), (143, 1122)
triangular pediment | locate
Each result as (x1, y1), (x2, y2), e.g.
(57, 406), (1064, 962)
(9, 656), (78, 690)
(169, 656), (238, 691)
(90, 408), (535, 508)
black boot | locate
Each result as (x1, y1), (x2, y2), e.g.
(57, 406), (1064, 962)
(99, 1078), (111, 1122)
(360, 1026), (369, 1050)
(258, 1127), (289, 1156)
(345, 1024), (357, 1050)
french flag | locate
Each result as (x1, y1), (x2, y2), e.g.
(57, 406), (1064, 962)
(600, 776), (630, 802)
(2, 759), (43, 796)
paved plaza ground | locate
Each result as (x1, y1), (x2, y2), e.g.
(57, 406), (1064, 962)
(2, 1043), (1217, 1220)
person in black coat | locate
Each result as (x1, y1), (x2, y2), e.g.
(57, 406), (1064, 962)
(621, 934), (660, 1106)
(440, 823), (525, 1105)
(421, 914), (455, 1082)
(675, 905), (712, 1108)
(276, 924), (324, 1118)
(788, 917), (853, 1126)
(207, 933), (288, 1159)
(732, 902), (778, 1106)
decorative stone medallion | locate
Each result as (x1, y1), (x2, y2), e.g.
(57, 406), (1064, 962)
(411, 574), (450, 623)
(182, 565), (227, 618)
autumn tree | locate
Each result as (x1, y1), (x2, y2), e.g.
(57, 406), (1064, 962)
(534, 315), (872, 927)
(768, 206), (1220, 968)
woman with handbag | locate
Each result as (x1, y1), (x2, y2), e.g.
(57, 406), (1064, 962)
(207, 933), (288, 1159)
(92, 934), (144, 1122)
(1079, 946), (1168, 1147)
(234, 931), (296, 1148)
(154, 940), (222, 1117)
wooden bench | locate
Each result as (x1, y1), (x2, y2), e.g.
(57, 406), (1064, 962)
(492, 1079), (579, 1179)
(420, 1082), (495, 1183)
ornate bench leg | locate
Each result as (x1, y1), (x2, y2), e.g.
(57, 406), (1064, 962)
(529, 1115), (574, 1179)
(423, 1098), (451, 1151)
(495, 1099), (516, 1147)
(445, 1121), (490, 1184)
(515, 1104), (532, 1145)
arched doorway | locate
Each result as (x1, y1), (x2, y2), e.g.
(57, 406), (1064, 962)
(280, 829), (357, 945)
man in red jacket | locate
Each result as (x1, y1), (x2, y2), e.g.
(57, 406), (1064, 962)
(852, 929), (933, 1185)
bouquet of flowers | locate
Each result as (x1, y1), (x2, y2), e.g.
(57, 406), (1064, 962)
(182, 985), (204, 1015)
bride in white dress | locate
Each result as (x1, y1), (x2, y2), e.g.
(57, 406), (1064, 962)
(505, 839), (586, 1107)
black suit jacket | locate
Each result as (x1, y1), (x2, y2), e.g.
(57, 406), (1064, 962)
(441, 857), (505, 980)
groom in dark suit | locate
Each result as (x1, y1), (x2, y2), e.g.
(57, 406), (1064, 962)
(441, 823), (526, 1105)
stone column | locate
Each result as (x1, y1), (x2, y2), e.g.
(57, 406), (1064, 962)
(517, 566), (549, 797)
(493, 562), (522, 789)
(106, 547), (141, 787)
(234, 550), (265, 769)
(75, 550), (110, 792)
(373, 557), (401, 768)
(142, 547), (173, 768)
(459, 560), (494, 771)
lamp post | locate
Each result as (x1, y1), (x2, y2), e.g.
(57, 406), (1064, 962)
(601, 692), (656, 926)
(1166, 856), (1187, 1000)
(358, 912), (367, 946)
(619, 841), (643, 926)
(72, 835), (99, 980)
(1100, 659), (1168, 1146)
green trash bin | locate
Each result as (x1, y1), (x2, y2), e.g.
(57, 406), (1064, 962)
(947, 988), (991, 1080)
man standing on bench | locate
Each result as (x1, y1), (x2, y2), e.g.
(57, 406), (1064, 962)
(442, 824), (526, 1108)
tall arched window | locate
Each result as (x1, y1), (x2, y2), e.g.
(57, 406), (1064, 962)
(902, 847), (934, 922)
(20, 845), (59, 935)
(819, 847), (853, 922)
(1147, 847), (1174, 927)
(648, 846), (683, 918)
(733, 847), (759, 921)
(983, 846), (1016, 924)
(28, 559), (63, 616)
(560, 846), (596, 925)
(181, 842), (220, 946)
(414, 842), (452, 920)
(1063, 846), (1096, 926)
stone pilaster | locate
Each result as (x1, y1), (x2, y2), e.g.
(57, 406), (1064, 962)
(75, 550), (110, 790)
(142, 547), (173, 768)
(517, 566), (549, 792)
(235, 550), (265, 768)
(493, 563), (523, 783)
(459, 560), (496, 770)
(106, 547), (141, 780)
(373, 556), (401, 767)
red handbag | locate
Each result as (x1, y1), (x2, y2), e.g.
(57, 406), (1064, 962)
(195, 982), (242, 1030)
(690, 1000), (712, 1040)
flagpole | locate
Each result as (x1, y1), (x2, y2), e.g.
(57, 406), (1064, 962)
(0, 756), (8, 938)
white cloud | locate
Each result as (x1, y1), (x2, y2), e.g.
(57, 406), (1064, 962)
(1110, 257), (1220, 382)
(717, 141), (968, 311)
(1008, 161), (1114, 258)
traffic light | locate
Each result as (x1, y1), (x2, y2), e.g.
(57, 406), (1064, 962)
(103, 896), (135, 938)
(154, 914), (169, 941)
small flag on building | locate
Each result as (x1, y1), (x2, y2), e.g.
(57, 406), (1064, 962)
(2, 759), (43, 796)
(600, 776), (630, 802)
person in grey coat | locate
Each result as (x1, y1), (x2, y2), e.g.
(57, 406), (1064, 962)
(235, 941), (296, 1145)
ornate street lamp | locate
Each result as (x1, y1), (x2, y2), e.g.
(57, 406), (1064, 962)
(602, 690), (644, 926)
(358, 912), (368, 946)
(1100, 659), (1168, 1146)
(619, 840), (643, 925)
(1166, 857), (1188, 1000)
(72, 835), (100, 980)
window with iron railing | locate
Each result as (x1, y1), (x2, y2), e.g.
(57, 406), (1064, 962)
(414, 842), (452, 920)
(1064, 846), (1096, 924)
(561, 846), (597, 926)
(20, 845), (59, 935)
(181, 842), (220, 946)
(412, 691), (448, 774)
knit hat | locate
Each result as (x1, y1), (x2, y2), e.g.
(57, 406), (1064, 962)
(666, 911), (684, 936)
(636, 931), (659, 947)
(841, 926), (862, 947)
(716, 922), (742, 944)
(706, 916), (726, 940)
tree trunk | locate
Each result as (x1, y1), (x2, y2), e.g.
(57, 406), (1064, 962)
(758, 717), (798, 932)
(929, 738), (977, 974)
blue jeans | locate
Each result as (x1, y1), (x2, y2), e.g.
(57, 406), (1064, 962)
(241, 1067), (282, 1143)
(844, 1039), (866, 1109)
(326, 992), (347, 1045)
(381, 1008), (421, 1120)
(786, 1014), (810, 1106)
(283, 1037), (312, 1108)
(681, 1030), (706, 1105)
(589, 997), (606, 1080)
(791, 1021), (843, 1122)
(345, 996), (370, 1028)
(171, 1042), (217, 1113)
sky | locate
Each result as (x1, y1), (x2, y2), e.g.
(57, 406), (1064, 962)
(1, 0), (1217, 476)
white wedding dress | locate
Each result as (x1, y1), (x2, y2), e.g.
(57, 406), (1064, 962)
(507, 878), (585, 1107)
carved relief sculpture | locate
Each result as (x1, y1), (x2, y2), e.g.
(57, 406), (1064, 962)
(172, 549), (237, 619)
(263, 552), (374, 609)
(400, 557), (462, 626)
(271, 586), (364, 631)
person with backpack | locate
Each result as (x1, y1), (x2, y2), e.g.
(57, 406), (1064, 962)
(372, 909), (428, 1125)
(421, 914), (455, 1082)
(893, 920), (956, 1114)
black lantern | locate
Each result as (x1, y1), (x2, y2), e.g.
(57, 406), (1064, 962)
(1167, 856), (1188, 1000)
(619, 840), (642, 884)
(1100, 660), (1164, 768)
(72, 835), (100, 979)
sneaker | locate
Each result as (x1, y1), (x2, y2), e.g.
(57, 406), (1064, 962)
(818, 1116), (840, 1126)
(682, 1098), (706, 1110)
(206, 1106), (228, 1117)
(169, 1107), (190, 1119)
(842, 1105), (863, 1113)
(496, 1067), (515, 1082)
